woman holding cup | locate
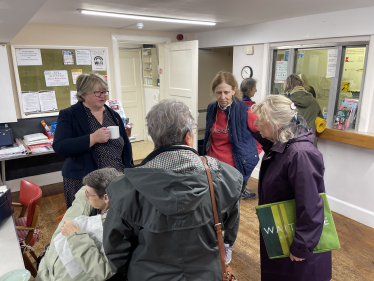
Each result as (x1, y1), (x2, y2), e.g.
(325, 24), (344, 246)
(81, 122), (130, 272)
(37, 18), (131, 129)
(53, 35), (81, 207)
(53, 73), (133, 209)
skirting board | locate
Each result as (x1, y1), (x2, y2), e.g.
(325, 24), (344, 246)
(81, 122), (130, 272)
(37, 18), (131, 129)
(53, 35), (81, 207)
(327, 195), (374, 229)
(6, 171), (63, 193)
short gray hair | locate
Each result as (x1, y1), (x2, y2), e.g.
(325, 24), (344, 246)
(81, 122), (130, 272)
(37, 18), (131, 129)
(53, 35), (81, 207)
(82, 168), (122, 198)
(76, 73), (108, 102)
(240, 78), (257, 99)
(252, 95), (297, 143)
(146, 99), (195, 149)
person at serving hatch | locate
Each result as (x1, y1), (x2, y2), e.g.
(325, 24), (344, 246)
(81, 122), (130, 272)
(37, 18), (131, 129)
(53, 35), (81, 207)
(53, 73), (132, 209)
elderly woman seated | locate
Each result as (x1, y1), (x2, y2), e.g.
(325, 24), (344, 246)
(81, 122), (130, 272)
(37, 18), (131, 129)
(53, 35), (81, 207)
(35, 168), (123, 281)
(103, 99), (244, 280)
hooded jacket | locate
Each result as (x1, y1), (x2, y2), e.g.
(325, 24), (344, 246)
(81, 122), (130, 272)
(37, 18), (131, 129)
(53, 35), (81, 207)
(103, 146), (243, 281)
(252, 119), (332, 281)
(284, 89), (323, 147)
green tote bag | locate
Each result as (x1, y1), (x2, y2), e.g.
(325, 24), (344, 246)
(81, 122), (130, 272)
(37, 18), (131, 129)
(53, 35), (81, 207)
(255, 193), (340, 259)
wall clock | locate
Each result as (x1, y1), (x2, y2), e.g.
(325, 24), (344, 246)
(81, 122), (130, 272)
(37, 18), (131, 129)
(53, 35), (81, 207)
(241, 66), (253, 79)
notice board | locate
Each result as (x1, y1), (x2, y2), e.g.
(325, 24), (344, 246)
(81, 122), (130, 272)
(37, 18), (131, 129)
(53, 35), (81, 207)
(11, 46), (109, 118)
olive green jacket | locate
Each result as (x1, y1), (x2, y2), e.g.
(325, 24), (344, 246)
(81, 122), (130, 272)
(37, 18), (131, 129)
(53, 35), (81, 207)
(284, 90), (323, 147)
(35, 187), (115, 281)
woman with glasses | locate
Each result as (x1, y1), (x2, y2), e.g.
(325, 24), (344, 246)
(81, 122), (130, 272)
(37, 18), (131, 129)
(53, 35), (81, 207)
(53, 73), (133, 209)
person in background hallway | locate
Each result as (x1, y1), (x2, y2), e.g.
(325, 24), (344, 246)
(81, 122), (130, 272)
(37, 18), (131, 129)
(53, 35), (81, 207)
(240, 77), (263, 156)
(53, 73), (133, 209)
(283, 74), (323, 147)
(251, 95), (332, 281)
(103, 99), (243, 281)
(35, 168), (124, 281)
(307, 85), (317, 98)
(203, 71), (259, 264)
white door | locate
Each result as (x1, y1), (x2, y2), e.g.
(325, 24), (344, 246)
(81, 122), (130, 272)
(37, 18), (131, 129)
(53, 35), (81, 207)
(119, 49), (145, 141)
(159, 40), (199, 148)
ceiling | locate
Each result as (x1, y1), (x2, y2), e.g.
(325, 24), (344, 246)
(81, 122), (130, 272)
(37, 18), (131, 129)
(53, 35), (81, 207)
(0, 0), (47, 42)
(3, 0), (374, 42)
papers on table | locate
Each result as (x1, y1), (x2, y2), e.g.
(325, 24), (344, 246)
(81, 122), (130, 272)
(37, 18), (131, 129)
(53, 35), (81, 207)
(54, 215), (104, 279)
(91, 49), (106, 71)
(76, 50), (91, 65)
(0, 147), (23, 158)
(15, 49), (43, 66)
(24, 133), (49, 144)
(22, 91), (58, 114)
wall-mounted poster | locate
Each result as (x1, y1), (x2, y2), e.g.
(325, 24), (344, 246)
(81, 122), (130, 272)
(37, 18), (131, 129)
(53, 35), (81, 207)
(274, 61), (288, 83)
(76, 49), (91, 65)
(91, 49), (106, 71)
(16, 49), (42, 66)
(39, 90), (58, 112)
(71, 69), (83, 84)
(62, 51), (74, 65)
(44, 70), (70, 87)
(70, 91), (78, 105)
(21, 91), (41, 113)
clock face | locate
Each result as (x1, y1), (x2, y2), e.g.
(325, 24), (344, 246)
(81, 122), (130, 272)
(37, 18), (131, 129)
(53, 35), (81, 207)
(241, 66), (253, 79)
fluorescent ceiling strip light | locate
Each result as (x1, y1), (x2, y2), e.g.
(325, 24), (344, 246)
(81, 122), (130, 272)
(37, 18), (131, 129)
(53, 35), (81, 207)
(78, 9), (216, 26)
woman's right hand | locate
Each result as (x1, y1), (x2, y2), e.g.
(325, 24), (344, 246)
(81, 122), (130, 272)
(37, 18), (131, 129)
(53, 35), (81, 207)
(90, 127), (110, 147)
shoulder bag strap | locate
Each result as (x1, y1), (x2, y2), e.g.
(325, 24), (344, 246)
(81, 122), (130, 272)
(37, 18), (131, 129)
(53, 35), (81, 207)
(200, 156), (227, 277)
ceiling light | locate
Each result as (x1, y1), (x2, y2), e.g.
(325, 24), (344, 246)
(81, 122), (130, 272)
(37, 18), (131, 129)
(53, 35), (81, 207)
(78, 9), (216, 26)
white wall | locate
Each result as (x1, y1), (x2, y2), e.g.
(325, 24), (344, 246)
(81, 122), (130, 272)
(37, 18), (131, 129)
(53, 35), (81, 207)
(196, 8), (374, 228)
(318, 139), (374, 228)
(143, 87), (159, 141)
(196, 6), (374, 48)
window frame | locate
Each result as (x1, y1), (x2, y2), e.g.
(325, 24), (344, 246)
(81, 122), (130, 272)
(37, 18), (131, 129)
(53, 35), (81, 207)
(268, 41), (369, 131)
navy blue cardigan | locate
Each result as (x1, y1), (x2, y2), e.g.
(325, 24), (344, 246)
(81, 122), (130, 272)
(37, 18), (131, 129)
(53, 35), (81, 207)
(53, 102), (133, 179)
(203, 98), (259, 182)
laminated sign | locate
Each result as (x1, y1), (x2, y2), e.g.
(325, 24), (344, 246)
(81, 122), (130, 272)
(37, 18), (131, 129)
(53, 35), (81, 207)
(256, 193), (340, 259)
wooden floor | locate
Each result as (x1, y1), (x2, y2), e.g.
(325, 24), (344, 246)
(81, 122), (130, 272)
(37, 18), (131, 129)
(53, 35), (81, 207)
(15, 179), (374, 281)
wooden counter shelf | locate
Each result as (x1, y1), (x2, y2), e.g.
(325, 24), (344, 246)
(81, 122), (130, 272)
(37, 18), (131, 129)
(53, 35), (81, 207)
(317, 128), (374, 150)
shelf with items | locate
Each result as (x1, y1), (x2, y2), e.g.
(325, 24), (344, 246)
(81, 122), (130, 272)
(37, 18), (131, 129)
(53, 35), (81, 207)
(142, 46), (159, 88)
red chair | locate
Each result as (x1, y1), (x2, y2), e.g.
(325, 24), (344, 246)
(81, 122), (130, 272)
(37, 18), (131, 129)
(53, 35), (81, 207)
(12, 179), (42, 277)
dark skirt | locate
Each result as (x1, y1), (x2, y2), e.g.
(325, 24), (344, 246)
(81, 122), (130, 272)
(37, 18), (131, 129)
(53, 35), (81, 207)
(260, 234), (332, 281)
(63, 177), (83, 209)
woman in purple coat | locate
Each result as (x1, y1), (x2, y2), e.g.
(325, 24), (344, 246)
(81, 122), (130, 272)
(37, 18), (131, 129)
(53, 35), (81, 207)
(251, 95), (332, 281)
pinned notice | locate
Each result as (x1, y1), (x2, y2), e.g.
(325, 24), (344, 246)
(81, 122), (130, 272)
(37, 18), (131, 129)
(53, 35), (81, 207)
(76, 50), (91, 65)
(44, 70), (69, 87)
(70, 91), (78, 105)
(62, 51), (74, 65)
(39, 91), (58, 112)
(16, 49), (42, 66)
(274, 61), (288, 83)
(91, 49), (106, 71)
(326, 49), (338, 78)
(21, 91), (41, 113)
(71, 69), (83, 84)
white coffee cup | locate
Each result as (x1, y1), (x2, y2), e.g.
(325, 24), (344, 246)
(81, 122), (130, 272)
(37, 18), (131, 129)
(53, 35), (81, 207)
(107, 126), (120, 139)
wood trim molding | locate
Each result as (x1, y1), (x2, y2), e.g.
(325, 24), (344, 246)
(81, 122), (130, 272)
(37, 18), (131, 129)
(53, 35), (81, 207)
(317, 128), (374, 149)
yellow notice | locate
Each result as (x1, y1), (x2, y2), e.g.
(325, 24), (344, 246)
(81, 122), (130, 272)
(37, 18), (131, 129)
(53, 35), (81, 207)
(341, 82), (350, 91)
(71, 69), (83, 85)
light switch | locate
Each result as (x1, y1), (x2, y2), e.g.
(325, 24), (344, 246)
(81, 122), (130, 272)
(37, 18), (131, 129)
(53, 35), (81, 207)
(245, 46), (254, 55)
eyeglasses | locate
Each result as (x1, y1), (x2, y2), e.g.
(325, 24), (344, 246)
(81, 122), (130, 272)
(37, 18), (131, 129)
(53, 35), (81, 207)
(85, 189), (98, 198)
(93, 91), (109, 97)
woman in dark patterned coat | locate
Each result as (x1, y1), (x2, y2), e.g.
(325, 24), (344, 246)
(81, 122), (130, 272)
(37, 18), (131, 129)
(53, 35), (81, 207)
(53, 73), (133, 209)
(251, 95), (332, 281)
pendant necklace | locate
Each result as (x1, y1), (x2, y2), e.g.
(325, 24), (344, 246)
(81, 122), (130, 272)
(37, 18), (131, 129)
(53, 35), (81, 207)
(213, 104), (231, 134)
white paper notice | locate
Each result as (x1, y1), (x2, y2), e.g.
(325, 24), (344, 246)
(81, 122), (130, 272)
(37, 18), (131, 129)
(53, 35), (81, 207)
(91, 49), (106, 71)
(76, 50), (91, 65)
(62, 51), (74, 65)
(71, 69), (83, 84)
(39, 91), (58, 112)
(16, 49), (42, 66)
(274, 61), (288, 83)
(21, 91), (41, 113)
(44, 70), (70, 87)
(326, 49), (338, 78)
(71, 91), (78, 105)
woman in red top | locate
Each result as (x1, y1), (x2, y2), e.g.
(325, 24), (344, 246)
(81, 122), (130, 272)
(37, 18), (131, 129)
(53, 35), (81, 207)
(203, 72), (261, 264)
(240, 77), (263, 156)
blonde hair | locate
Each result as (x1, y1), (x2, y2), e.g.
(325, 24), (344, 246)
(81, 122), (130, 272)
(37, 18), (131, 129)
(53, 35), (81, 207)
(211, 71), (242, 100)
(76, 73), (108, 102)
(252, 95), (297, 143)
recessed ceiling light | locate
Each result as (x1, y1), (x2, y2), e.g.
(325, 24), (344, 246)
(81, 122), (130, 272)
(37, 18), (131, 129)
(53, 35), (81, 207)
(78, 9), (216, 26)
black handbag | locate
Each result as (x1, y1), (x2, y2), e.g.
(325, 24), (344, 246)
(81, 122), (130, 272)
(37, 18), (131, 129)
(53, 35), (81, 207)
(0, 188), (14, 227)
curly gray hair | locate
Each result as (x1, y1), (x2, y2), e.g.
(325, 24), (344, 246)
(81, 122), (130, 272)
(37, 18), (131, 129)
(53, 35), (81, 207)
(76, 73), (108, 102)
(82, 168), (122, 198)
(240, 78), (257, 99)
(252, 95), (297, 143)
(146, 99), (195, 149)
